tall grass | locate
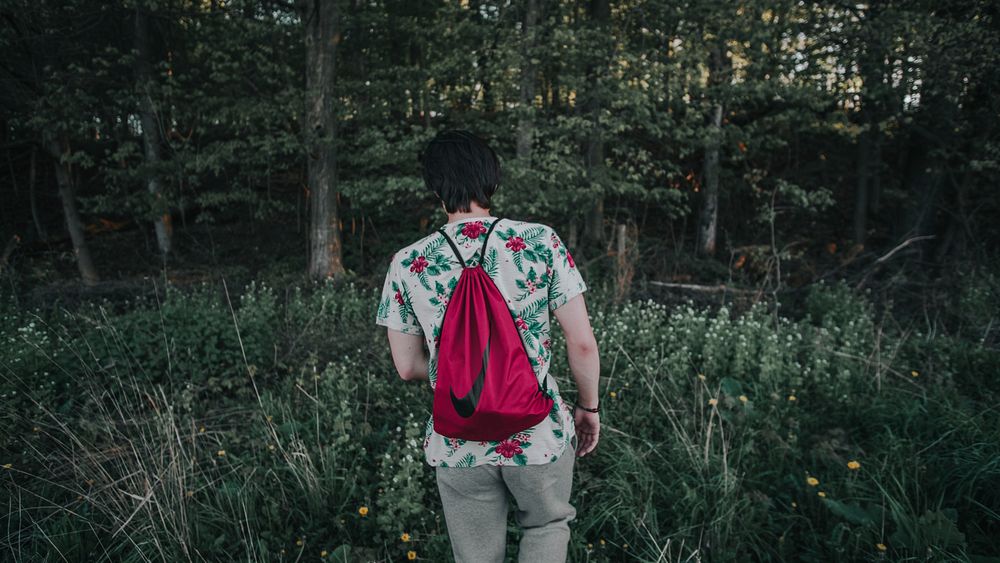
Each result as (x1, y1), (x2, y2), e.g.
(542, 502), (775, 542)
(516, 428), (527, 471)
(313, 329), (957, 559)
(2, 278), (998, 561)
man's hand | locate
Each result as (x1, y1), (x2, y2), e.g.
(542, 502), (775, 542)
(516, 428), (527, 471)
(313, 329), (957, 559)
(386, 329), (429, 381)
(573, 408), (600, 457)
(553, 294), (601, 458)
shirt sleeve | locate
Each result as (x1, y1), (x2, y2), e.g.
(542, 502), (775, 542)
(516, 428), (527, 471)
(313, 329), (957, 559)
(546, 228), (587, 311)
(375, 253), (424, 335)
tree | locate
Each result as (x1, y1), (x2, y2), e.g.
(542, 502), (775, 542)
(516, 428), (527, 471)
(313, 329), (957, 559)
(300, 0), (346, 279)
(134, 2), (173, 257)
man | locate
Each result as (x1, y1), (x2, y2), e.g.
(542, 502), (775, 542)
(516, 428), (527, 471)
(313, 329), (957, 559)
(375, 129), (601, 563)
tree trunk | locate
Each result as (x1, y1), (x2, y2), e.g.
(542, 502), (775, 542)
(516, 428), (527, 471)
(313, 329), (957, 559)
(302, 0), (346, 279)
(45, 134), (100, 285)
(853, 118), (871, 246)
(135, 5), (173, 257)
(28, 146), (47, 241)
(697, 42), (728, 256)
(516, 0), (540, 162)
(583, 0), (610, 244)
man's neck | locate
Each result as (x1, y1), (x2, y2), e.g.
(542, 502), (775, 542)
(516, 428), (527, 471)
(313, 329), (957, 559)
(445, 206), (493, 224)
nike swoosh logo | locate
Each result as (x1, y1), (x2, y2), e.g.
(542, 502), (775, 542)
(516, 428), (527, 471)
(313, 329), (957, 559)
(450, 333), (489, 418)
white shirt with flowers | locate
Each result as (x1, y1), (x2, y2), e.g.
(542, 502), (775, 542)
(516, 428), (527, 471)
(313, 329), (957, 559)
(375, 216), (587, 467)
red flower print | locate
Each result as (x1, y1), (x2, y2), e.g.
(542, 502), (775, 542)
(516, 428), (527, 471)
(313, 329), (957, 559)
(461, 221), (487, 239)
(394, 290), (404, 306)
(551, 233), (560, 248)
(410, 255), (429, 273)
(496, 439), (523, 458)
(506, 236), (527, 252)
(515, 317), (528, 331)
(542, 338), (551, 350)
(514, 432), (531, 442)
(526, 280), (536, 294)
(566, 250), (575, 268)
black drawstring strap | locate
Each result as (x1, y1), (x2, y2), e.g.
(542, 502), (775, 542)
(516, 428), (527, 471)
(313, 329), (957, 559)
(438, 218), (503, 269)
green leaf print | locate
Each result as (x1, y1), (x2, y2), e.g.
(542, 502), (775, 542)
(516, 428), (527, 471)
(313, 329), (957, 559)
(376, 295), (390, 321)
(484, 247), (499, 277)
(402, 237), (453, 291)
(548, 399), (561, 423)
(391, 280), (415, 325)
(455, 453), (476, 467)
(513, 267), (548, 301)
(520, 226), (545, 242)
(512, 249), (524, 273)
(512, 453), (528, 466)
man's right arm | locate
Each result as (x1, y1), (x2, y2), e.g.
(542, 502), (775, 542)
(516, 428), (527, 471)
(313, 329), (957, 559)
(553, 294), (600, 409)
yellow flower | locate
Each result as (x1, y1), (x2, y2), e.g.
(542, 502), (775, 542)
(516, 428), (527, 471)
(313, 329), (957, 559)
(910, 370), (919, 377)
(216, 449), (226, 457)
(587, 543), (593, 550)
(624, 543), (629, 549)
(697, 373), (706, 381)
(296, 538), (303, 546)
(609, 391), (617, 398)
(847, 460), (861, 470)
(185, 490), (194, 498)
(407, 550), (417, 560)
(806, 476), (819, 486)
(876, 543), (887, 551)
(788, 394), (797, 401)
(599, 538), (606, 546)
(708, 398), (718, 406)
(266, 415), (273, 421)
(320, 550), (328, 558)
(738, 395), (748, 403)
(358, 506), (369, 516)
(400, 532), (410, 542)
(32, 426), (40, 432)
(198, 426), (205, 433)
(818, 491), (827, 498)
(2, 463), (11, 469)
(791, 501), (797, 508)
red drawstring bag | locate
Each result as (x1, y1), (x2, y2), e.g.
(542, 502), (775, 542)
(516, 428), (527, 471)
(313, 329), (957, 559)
(433, 218), (554, 441)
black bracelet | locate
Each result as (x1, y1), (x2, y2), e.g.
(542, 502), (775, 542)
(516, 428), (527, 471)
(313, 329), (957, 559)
(574, 400), (600, 413)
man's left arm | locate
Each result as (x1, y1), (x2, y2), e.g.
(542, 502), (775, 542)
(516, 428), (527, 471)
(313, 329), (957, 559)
(386, 329), (429, 381)
(375, 253), (427, 381)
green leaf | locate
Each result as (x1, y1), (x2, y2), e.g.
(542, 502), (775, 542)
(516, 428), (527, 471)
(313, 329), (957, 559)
(822, 498), (875, 526)
(719, 376), (744, 397)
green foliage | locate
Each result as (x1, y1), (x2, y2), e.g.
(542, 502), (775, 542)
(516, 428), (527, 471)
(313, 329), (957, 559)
(3, 279), (999, 560)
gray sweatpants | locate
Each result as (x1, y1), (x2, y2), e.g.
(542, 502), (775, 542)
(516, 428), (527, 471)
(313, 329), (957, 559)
(435, 434), (578, 563)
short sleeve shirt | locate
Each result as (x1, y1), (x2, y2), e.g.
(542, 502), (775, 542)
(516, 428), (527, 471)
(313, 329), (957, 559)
(375, 216), (587, 467)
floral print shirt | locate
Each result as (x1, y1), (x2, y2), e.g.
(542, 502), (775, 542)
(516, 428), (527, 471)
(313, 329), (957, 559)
(376, 216), (587, 467)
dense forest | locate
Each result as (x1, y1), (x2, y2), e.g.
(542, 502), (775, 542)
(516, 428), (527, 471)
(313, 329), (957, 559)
(2, 1), (999, 561)
(2, 0), (997, 301)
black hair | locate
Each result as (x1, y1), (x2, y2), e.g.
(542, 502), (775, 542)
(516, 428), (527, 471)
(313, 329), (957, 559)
(418, 129), (501, 213)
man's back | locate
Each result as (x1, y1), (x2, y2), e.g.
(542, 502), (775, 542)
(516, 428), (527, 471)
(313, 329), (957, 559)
(376, 215), (587, 467)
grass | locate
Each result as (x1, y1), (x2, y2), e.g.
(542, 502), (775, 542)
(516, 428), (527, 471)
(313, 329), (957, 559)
(2, 276), (999, 562)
